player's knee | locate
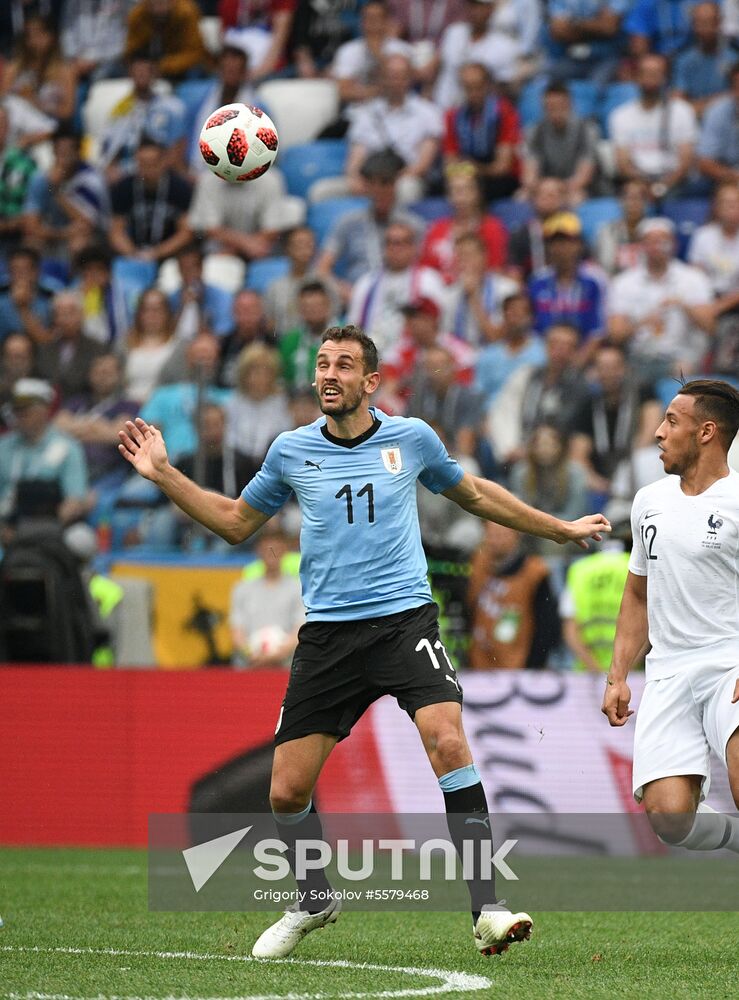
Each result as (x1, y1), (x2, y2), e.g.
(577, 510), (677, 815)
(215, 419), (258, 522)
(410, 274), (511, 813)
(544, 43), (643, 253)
(429, 729), (469, 771)
(644, 805), (695, 845)
(269, 780), (312, 816)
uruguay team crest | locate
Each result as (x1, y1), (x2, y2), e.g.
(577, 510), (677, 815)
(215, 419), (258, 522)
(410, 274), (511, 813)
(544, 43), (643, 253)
(381, 446), (403, 474)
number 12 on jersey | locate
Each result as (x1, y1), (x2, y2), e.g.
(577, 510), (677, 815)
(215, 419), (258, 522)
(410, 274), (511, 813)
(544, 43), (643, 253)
(335, 482), (375, 524)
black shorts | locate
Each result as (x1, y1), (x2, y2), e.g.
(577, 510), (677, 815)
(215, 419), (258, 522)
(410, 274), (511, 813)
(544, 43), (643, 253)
(274, 602), (463, 746)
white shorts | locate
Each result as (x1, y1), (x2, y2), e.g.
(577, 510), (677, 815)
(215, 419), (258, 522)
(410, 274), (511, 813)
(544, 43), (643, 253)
(632, 663), (739, 802)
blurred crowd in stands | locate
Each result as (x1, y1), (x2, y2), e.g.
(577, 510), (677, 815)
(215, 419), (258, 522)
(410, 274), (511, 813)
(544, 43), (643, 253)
(0, 0), (738, 668)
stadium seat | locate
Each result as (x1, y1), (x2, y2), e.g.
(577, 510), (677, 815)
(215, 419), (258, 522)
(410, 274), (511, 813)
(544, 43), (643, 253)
(199, 16), (222, 55)
(204, 253), (247, 293)
(260, 193), (307, 231)
(408, 197), (450, 223)
(569, 79), (599, 121)
(255, 79), (339, 149)
(491, 198), (533, 232)
(277, 140), (348, 199)
(83, 77), (173, 160)
(307, 196), (369, 245)
(661, 197), (711, 259)
(517, 78), (599, 128)
(518, 77), (547, 127)
(601, 82), (639, 134)
(576, 197), (622, 245)
(245, 256), (291, 294)
(112, 257), (157, 314)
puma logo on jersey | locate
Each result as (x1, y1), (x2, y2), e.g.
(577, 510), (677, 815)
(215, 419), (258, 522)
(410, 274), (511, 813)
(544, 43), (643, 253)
(304, 459), (325, 471)
(465, 816), (490, 829)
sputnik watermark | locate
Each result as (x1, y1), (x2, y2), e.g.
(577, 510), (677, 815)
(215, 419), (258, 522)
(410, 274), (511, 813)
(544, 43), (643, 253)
(249, 837), (519, 884)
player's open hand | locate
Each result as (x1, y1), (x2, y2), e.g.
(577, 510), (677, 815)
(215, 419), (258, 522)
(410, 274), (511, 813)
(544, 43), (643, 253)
(562, 513), (612, 549)
(601, 679), (633, 727)
(118, 418), (169, 482)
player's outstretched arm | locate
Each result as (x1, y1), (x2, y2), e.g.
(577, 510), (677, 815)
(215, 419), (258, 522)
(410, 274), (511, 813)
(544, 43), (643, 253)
(601, 571), (649, 727)
(118, 418), (270, 544)
(443, 473), (610, 549)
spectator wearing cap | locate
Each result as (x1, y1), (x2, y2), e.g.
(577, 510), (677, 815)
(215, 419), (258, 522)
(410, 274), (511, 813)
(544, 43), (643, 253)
(696, 64), (739, 187)
(346, 52), (444, 204)
(23, 128), (109, 270)
(98, 50), (188, 184)
(278, 282), (340, 391)
(507, 176), (567, 279)
(546, 0), (629, 85)
(608, 217), (714, 380)
(433, 0), (522, 110)
(522, 83), (598, 206)
(317, 150), (424, 296)
(420, 163), (508, 285)
(265, 227), (339, 338)
(36, 291), (107, 403)
(380, 296), (476, 413)
(442, 62), (521, 202)
(0, 378), (90, 524)
(347, 220), (448, 354)
(0, 246), (57, 347)
(609, 53), (698, 201)
(109, 137), (193, 263)
(124, 0), (208, 81)
(672, 3), (736, 120)
(443, 231), (519, 345)
(527, 212), (607, 358)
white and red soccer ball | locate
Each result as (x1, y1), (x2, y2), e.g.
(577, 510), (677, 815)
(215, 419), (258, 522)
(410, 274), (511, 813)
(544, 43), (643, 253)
(198, 103), (279, 183)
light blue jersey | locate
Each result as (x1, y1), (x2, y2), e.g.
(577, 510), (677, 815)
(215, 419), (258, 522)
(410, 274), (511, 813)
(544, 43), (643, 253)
(242, 408), (465, 621)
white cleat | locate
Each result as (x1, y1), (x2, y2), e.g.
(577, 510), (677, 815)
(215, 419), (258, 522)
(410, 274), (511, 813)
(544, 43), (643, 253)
(251, 896), (341, 959)
(474, 905), (533, 957)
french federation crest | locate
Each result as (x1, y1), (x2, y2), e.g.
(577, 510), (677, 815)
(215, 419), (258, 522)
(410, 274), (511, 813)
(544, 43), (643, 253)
(381, 446), (403, 474)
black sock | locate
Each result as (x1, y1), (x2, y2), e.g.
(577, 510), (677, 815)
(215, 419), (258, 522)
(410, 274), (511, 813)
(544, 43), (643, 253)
(443, 782), (497, 923)
(274, 802), (333, 913)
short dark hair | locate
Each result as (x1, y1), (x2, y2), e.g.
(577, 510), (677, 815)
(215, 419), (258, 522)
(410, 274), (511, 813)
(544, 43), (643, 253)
(677, 378), (739, 450)
(360, 149), (405, 182)
(299, 280), (329, 297)
(73, 244), (112, 271)
(321, 325), (379, 373)
(596, 339), (627, 360)
(502, 291), (531, 313)
(545, 82), (570, 99)
(9, 245), (40, 267)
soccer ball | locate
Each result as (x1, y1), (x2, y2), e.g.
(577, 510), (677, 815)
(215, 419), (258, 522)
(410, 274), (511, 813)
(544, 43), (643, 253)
(198, 103), (279, 183)
(248, 625), (288, 660)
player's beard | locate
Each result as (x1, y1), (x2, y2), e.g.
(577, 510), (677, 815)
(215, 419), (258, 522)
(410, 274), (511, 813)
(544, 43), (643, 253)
(319, 385), (364, 417)
(663, 437), (700, 477)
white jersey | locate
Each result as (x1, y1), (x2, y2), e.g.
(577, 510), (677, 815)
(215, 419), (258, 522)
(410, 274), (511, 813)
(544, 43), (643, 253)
(629, 471), (739, 681)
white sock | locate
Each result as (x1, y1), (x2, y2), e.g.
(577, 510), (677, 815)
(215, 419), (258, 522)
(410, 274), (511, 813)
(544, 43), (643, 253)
(674, 803), (739, 853)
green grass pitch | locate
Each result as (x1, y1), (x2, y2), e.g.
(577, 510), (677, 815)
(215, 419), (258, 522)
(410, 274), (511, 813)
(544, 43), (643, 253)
(1, 848), (737, 1000)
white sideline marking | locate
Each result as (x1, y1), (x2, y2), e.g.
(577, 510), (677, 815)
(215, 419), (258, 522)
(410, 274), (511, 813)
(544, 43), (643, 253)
(0, 946), (492, 999)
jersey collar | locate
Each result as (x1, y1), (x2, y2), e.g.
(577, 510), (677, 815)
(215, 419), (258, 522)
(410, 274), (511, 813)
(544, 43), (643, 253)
(320, 410), (382, 449)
